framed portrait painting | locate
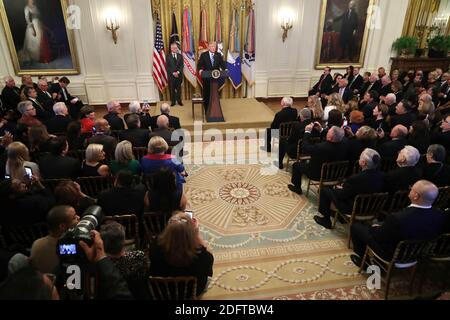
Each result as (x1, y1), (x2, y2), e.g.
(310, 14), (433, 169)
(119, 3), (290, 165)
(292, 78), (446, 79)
(315, 0), (375, 69)
(0, 0), (79, 75)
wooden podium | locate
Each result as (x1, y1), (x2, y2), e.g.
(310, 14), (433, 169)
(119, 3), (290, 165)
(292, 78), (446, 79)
(202, 70), (228, 122)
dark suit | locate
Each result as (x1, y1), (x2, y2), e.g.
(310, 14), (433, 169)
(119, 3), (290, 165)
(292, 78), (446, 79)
(149, 113), (181, 131)
(166, 52), (184, 105)
(360, 81), (381, 96)
(88, 134), (118, 159)
(319, 169), (384, 219)
(38, 154), (80, 179)
(431, 130), (450, 152)
(291, 133), (348, 189)
(422, 163), (450, 187)
(390, 112), (416, 129)
(97, 186), (146, 218)
(149, 128), (180, 147)
(45, 115), (73, 134)
(336, 9), (359, 59)
(1, 86), (21, 111)
(333, 86), (352, 104)
(37, 89), (55, 114)
(384, 166), (422, 195)
(50, 83), (83, 120)
(104, 112), (125, 131)
(118, 128), (150, 148)
(378, 84), (392, 97)
(265, 107), (298, 152)
(197, 51), (227, 110)
(376, 138), (406, 159)
(309, 74), (333, 96)
(352, 206), (446, 260)
(28, 98), (50, 122)
(348, 74), (364, 93)
(359, 101), (378, 124)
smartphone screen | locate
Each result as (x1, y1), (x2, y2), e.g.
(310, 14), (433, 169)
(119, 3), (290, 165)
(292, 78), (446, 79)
(59, 244), (77, 255)
(24, 166), (33, 179)
(185, 211), (193, 219)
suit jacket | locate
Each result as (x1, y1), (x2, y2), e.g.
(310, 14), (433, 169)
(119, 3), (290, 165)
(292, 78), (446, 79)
(360, 81), (381, 96)
(359, 101), (378, 123)
(270, 107), (298, 129)
(166, 52), (184, 83)
(89, 134), (118, 158)
(332, 86), (352, 104)
(390, 112), (416, 129)
(50, 83), (75, 103)
(149, 128), (180, 147)
(37, 89), (55, 113)
(97, 186), (146, 218)
(422, 163), (450, 187)
(28, 98), (50, 122)
(348, 74), (364, 93)
(311, 74), (333, 95)
(331, 169), (384, 213)
(197, 51), (227, 72)
(303, 133), (349, 181)
(378, 84), (392, 97)
(376, 138), (406, 159)
(431, 130), (450, 151)
(38, 154), (80, 179)
(104, 112), (125, 131)
(118, 128), (150, 148)
(371, 206), (445, 260)
(149, 113), (181, 131)
(288, 119), (312, 146)
(1, 86), (21, 110)
(45, 115), (73, 134)
(384, 166), (422, 195)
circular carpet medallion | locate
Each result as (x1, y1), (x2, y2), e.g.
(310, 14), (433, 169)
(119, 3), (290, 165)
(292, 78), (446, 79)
(184, 165), (307, 235)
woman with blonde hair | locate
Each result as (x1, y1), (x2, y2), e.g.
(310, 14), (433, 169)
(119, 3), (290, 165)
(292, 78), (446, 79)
(110, 141), (141, 175)
(149, 211), (213, 296)
(307, 95), (324, 121)
(323, 93), (345, 121)
(81, 144), (110, 177)
(6, 141), (40, 181)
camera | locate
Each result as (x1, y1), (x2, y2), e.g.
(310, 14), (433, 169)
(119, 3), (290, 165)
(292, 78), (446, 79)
(57, 206), (104, 264)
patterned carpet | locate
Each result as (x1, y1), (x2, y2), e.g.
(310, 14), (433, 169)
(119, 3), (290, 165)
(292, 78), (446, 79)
(184, 164), (385, 300)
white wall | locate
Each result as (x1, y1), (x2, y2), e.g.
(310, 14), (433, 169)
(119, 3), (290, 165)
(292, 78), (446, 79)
(255, 0), (410, 98)
(0, 0), (408, 103)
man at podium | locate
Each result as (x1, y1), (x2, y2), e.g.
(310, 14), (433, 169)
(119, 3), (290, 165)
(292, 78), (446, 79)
(198, 41), (227, 112)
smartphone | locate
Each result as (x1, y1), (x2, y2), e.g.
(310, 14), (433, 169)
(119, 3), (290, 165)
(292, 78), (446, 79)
(24, 166), (33, 179)
(185, 211), (193, 219)
(5, 175), (10, 179)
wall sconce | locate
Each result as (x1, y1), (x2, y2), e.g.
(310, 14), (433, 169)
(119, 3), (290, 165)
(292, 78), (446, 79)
(280, 10), (294, 42)
(105, 10), (120, 44)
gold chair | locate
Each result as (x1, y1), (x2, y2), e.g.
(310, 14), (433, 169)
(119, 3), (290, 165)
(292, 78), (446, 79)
(76, 176), (113, 198)
(142, 212), (169, 245)
(132, 147), (147, 161)
(434, 186), (450, 210)
(279, 122), (298, 140)
(382, 190), (410, 217)
(360, 239), (435, 300)
(285, 137), (321, 172)
(41, 179), (72, 193)
(380, 157), (397, 172)
(67, 149), (86, 163)
(305, 161), (350, 197)
(148, 276), (197, 300)
(333, 193), (389, 248)
(2, 223), (48, 250)
(103, 214), (140, 250)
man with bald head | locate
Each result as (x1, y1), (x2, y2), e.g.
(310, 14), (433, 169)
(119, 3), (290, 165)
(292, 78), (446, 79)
(149, 114), (181, 148)
(197, 41), (227, 112)
(88, 119), (118, 158)
(350, 180), (446, 266)
(376, 124), (408, 159)
(150, 103), (181, 131)
(1, 76), (21, 112)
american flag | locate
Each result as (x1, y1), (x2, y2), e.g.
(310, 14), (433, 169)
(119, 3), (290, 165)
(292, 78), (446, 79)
(152, 17), (168, 92)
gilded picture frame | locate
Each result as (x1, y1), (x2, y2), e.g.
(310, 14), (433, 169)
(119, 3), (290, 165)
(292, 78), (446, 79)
(0, 0), (79, 76)
(315, 0), (375, 69)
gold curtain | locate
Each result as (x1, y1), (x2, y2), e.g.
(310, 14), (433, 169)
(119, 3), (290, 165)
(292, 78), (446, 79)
(402, 0), (441, 48)
(152, 0), (251, 101)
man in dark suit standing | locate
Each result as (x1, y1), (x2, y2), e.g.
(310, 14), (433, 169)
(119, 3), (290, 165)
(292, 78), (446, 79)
(1, 76), (21, 113)
(348, 67), (364, 94)
(197, 42), (227, 112)
(335, 1), (358, 60)
(166, 43), (184, 106)
(309, 67), (333, 97)
(350, 180), (446, 266)
(315, 148), (384, 229)
(50, 77), (83, 120)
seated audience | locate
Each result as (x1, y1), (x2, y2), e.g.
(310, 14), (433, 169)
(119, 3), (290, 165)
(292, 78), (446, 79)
(348, 110), (364, 134)
(149, 211), (214, 297)
(5, 141), (40, 181)
(307, 95), (324, 122)
(30, 206), (80, 274)
(17, 100), (42, 129)
(262, 97), (297, 152)
(407, 121), (430, 154)
(378, 75), (392, 99)
(314, 148), (384, 229)
(54, 180), (96, 214)
(332, 78), (352, 104)
(323, 93), (344, 122)
(390, 100), (416, 129)
(349, 67), (364, 94)
(141, 136), (187, 192)
(1, 76), (21, 112)
(376, 125), (408, 159)
(97, 170), (146, 217)
(346, 126), (377, 165)
(66, 121), (86, 151)
(422, 144), (450, 187)
(359, 90), (379, 123)
(431, 114), (450, 151)
(28, 124), (52, 159)
(104, 101), (125, 131)
(148, 115), (181, 149)
(88, 119), (118, 158)
(350, 180), (446, 265)
(24, 87), (50, 122)
(125, 101), (153, 130)
(110, 141), (141, 175)
(371, 104), (390, 133)
(308, 67), (333, 97)
(151, 103), (181, 131)
(50, 77), (83, 120)
(384, 146), (422, 195)
(80, 105), (96, 135)
(384, 93), (397, 116)
(36, 78), (55, 112)
(100, 221), (150, 299)
(360, 74), (381, 97)
(288, 125), (348, 195)
(81, 144), (110, 177)
(46, 102), (73, 134)
(38, 137), (80, 179)
(145, 167), (188, 214)
(118, 114), (150, 148)
(391, 80), (404, 102)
